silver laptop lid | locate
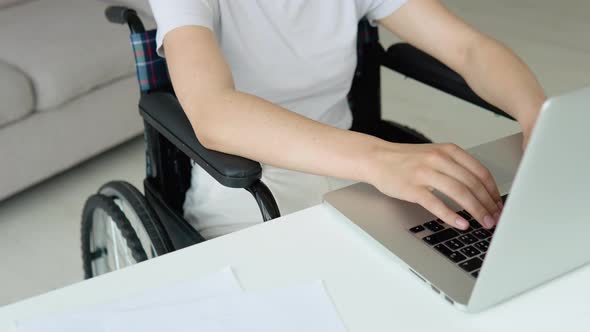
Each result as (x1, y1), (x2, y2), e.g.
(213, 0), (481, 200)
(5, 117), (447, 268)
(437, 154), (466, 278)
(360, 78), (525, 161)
(469, 86), (590, 311)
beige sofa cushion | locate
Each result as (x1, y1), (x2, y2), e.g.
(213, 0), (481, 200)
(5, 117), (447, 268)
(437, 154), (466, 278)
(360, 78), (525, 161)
(0, 61), (33, 127)
(0, 0), (26, 9)
(0, 0), (136, 112)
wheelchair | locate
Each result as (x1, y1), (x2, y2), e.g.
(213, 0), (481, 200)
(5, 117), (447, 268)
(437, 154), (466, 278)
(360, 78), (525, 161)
(81, 6), (512, 279)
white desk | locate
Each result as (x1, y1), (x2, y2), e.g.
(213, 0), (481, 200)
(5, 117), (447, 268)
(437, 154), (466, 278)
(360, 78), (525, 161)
(1, 204), (588, 331)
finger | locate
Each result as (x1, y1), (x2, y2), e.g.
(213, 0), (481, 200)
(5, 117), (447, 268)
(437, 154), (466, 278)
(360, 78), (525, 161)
(422, 170), (496, 229)
(413, 189), (470, 230)
(429, 154), (500, 218)
(441, 144), (502, 208)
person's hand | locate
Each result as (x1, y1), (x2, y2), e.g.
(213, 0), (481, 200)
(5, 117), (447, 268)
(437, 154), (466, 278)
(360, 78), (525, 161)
(367, 142), (503, 230)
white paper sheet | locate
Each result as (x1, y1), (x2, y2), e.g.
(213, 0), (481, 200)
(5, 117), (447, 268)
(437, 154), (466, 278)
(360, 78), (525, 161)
(15, 267), (242, 332)
(104, 280), (347, 332)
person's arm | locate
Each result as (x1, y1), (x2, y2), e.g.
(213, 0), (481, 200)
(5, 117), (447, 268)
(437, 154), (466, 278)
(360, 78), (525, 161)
(379, 0), (547, 147)
(163, 26), (503, 229)
(165, 27), (379, 184)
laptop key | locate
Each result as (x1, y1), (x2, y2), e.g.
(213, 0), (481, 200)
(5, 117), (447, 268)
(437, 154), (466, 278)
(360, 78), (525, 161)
(468, 219), (483, 229)
(480, 253), (486, 260)
(473, 229), (492, 239)
(435, 244), (467, 263)
(459, 257), (483, 272)
(423, 228), (459, 245)
(434, 244), (453, 256)
(457, 211), (471, 220)
(409, 225), (425, 233)
(471, 270), (480, 278)
(460, 245), (481, 257)
(458, 234), (478, 245)
(449, 251), (467, 263)
(474, 240), (490, 252)
(445, 239), (465, 250)
(424, 221), (444, 232)
(457, 227), (473, 234)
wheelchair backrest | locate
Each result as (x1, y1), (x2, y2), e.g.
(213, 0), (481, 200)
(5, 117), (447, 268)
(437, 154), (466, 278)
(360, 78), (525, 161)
(130, 30), (171, 93)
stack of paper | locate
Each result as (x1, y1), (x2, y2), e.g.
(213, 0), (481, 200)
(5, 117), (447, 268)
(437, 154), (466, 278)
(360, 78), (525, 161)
(15, 267), (346, 332)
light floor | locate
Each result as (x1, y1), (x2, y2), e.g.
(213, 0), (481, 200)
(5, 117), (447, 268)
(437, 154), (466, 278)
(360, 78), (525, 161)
(0, 0), (588, 306)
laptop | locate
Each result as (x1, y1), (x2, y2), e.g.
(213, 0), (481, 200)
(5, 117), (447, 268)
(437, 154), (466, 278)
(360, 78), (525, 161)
(324, 86), (590, 312)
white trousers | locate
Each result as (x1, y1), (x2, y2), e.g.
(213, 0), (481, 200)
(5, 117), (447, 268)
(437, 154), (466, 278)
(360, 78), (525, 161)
(183, 164), (355, 240)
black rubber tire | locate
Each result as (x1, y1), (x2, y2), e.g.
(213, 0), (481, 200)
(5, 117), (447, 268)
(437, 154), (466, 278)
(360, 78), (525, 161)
(81, 194), (148, 279)
(98, 181), (173, 256)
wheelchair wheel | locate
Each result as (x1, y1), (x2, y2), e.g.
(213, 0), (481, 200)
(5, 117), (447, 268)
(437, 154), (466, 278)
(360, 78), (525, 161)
(81, 181), (172, 279)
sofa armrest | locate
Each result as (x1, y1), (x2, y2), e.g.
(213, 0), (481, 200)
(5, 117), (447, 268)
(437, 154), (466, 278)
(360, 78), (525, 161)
(139, 92), (262, 188)
(382, 43), (513, 120)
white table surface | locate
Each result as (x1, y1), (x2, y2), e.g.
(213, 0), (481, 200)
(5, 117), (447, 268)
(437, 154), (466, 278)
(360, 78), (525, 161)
(1, 204), (589, 331)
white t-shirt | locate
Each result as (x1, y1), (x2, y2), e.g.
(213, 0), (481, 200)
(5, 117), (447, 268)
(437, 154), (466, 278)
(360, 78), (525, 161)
(148, 0), (407, 129)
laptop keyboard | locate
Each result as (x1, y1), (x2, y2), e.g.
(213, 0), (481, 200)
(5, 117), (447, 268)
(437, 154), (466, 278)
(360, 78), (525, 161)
(408, 195), (507, 279)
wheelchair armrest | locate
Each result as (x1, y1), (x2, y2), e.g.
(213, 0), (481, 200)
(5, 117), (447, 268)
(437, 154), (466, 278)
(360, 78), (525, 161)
(382, 43), (513, 120)
(139, 92), (262, 188)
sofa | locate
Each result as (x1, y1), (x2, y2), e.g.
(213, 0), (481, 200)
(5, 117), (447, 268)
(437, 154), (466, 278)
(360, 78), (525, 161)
(0, 0), (154, 201)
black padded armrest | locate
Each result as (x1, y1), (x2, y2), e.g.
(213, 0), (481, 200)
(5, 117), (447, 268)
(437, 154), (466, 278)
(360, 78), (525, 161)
(382, 43), (513, 120)
(139, 92), (262, 188)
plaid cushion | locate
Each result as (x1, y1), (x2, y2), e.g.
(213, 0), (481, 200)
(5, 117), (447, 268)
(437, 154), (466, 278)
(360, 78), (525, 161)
(130, 30), (171, 92)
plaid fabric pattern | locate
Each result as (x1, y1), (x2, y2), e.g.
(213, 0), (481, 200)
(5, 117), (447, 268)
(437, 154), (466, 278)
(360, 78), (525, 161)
(130, 30), (171, 92)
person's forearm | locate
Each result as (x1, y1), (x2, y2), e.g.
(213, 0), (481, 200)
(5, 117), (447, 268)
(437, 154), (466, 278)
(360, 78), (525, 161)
(185, 89), (382, 183)
(187, 89), (507, 229)
(462, 36), (546, 124)
(164, 25), (384, 184)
